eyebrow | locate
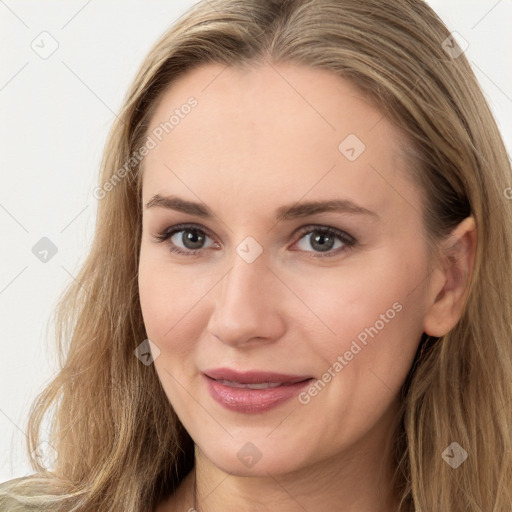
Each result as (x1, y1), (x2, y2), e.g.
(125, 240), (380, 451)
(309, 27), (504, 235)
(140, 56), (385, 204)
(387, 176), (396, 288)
(144, 194), (379, 222)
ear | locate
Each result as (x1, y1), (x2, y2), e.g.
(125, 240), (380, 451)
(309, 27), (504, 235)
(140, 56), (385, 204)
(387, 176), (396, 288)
(422, 216), (477, 337)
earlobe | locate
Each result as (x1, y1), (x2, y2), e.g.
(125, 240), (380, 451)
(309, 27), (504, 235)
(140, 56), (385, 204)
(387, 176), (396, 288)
(422, 216), (477, 337)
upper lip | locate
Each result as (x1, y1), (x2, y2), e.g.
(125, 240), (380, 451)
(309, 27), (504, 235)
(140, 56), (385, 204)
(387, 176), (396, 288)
(203, 367), (313, 384)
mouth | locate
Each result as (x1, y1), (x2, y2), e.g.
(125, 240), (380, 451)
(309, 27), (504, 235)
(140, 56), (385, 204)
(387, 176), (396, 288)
(211, 379), (300, 389)
(202, 368), (314, 413)
(203, 367), (313, 385)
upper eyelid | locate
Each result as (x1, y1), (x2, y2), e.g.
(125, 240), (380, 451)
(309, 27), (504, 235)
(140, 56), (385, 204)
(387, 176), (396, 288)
(160, 222), (355, 245)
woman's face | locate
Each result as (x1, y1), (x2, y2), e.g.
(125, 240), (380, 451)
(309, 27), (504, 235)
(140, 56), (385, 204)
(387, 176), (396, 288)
(138, 62), (433, 476)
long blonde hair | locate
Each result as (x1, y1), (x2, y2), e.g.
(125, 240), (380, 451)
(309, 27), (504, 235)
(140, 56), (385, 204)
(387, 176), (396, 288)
(2, 0), (511, 510)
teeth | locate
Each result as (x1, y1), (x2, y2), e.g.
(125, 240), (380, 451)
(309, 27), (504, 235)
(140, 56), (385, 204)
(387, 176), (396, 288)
(217, 379), (283, 389)
(246, 382), (283, 389)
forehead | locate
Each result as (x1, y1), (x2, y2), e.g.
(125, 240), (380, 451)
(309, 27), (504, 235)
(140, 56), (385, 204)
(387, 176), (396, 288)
(141, 62), (419, 222)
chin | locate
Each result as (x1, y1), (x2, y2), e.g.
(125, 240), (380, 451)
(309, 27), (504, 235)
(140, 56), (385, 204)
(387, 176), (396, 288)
(197, 437), (311, 478)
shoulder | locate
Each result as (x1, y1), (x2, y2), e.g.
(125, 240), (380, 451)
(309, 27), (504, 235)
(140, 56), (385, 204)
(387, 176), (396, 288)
(0, 475), (43, 511)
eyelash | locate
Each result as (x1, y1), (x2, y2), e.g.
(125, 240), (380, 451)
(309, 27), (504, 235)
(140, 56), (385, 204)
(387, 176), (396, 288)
(152, 223), (357, 258)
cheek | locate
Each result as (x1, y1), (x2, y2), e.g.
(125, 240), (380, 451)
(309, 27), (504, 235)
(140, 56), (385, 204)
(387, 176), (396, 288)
(283, 260), (414, 348)
(289, 272), (424, 445)
(139, 252), (193, 331)
(323, 261), (427, 409)
(138, 259), (170, 340)
(138, 255), (215, 371)
(291, 246), (427, 378)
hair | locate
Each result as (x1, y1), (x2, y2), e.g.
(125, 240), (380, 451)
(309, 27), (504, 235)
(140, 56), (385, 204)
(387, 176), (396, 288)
(1, 0), (511, 510)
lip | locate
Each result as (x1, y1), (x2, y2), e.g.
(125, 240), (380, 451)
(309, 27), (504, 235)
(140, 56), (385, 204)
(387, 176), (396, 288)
(203, 368), (313, 414)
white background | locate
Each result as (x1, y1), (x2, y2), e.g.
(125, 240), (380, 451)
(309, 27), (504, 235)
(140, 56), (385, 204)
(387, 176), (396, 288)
(1, 0), (511, 481)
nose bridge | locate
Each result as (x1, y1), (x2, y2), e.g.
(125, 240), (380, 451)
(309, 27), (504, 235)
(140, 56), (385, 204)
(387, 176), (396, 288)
(219, 248), (269, 319)
(207, 246), (282, 346)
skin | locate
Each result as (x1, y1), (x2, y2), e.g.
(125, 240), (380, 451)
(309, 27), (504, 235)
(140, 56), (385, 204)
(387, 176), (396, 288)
(138, 62), (477, 512)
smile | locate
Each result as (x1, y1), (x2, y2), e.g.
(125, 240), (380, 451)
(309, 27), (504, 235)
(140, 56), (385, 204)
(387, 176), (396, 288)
(202, 370), (314, 414)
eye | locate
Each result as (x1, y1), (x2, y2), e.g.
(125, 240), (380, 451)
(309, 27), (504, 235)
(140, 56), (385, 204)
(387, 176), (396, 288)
(291, 225), (356, 258)
(152, 224), (217, 256)
(152, 223), (357, 258)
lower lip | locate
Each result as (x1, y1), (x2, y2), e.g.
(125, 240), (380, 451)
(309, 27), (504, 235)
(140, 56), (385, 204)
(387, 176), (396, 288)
(204, 375), (313, 414)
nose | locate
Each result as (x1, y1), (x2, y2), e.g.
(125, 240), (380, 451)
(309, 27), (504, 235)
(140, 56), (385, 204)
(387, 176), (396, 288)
(206, 249), (285, 348)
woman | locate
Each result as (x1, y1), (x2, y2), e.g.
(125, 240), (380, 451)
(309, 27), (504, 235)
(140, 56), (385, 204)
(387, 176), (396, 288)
(1, 0), (511, 510)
